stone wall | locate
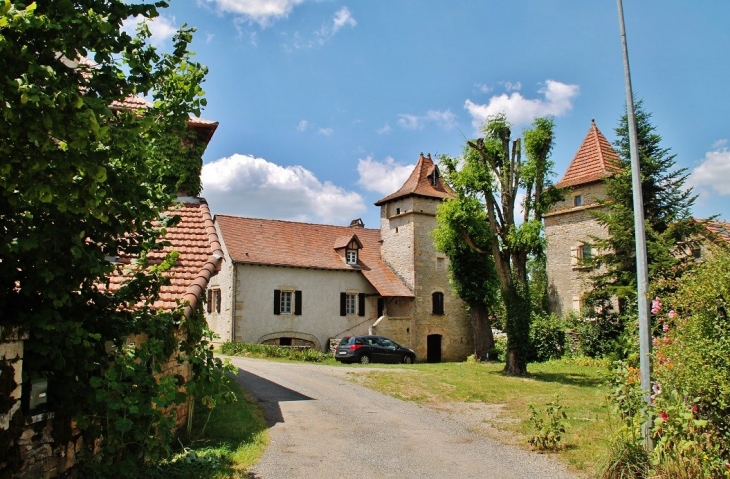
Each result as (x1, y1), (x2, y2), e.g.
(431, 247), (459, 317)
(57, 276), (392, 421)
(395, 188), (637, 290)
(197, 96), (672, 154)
(545, 182), (609, 317)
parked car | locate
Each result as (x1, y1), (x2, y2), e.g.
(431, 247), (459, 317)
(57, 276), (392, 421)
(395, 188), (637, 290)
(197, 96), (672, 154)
(335, 335), (416, 364)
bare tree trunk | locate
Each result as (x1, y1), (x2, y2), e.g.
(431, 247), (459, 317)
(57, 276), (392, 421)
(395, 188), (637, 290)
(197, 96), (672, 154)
(470, 303), (494, 361)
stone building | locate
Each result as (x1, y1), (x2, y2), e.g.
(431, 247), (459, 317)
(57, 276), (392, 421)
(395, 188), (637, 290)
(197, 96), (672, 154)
(206, 153), (472, 362)
(544, 120), (621, 317)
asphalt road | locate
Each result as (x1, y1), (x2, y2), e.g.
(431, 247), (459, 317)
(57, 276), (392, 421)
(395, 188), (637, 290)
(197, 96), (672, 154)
(226, 356), (579, 479)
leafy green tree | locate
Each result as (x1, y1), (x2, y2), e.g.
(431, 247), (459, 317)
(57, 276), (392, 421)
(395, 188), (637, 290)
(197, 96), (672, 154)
(439, 114), (560, 375)
(586, 100), (702, 309)
(0, 1), (224, 474)
(433, 195), (500, 361)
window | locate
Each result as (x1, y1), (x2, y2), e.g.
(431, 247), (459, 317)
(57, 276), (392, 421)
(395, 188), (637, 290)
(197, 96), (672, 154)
(346, 249), (358, 265)
(571, 244), (593, 268)
(436, 257), (445, 271)
(573, 195), (583, 207)
(207, 288), (221, 313)
(432, 292), (444, 315)
(396, 207), (401, 215)
(274, 290), (302, 315)
(340, 292), (365, 316)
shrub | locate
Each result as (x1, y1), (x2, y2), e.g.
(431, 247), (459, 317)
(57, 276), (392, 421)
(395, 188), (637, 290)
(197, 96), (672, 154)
(488, 331), (507, 361)
(219, 342), (331, 362)
(527, 395), (567, 451)
(567, 309), (626, 359)
(528, 312), (566, 362)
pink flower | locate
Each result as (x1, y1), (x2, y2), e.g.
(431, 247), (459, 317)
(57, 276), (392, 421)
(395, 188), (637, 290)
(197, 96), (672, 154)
(663, 323), (669, 333)
(651, 297), (662, 315)
(668, 310), (676, 319)
(659, 410), (669, 421)
(692, 404), (698, 414)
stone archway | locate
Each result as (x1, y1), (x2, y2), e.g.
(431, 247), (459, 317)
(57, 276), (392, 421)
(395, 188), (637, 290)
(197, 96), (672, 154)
(258, 331), (321, 350)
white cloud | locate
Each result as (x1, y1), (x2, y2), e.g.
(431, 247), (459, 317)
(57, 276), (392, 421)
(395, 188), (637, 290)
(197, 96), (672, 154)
(396, 109), (457, 131)
(689, 148), (730, 196)
(202, 154), (366, 224)
(318, 127), (333, 136)
(502, 81), (522, 92)
(206, 0), (305, 27)
(464, 79), (579, 129)
(297, 120), (309, 132)
(712, 139), (728, 149)
(377, 124), (391, 135)
(332, 7), (357, 33)
(356, 156), (414, 195)
(122, 14), (178, 47)
(475, 83), (492, 94)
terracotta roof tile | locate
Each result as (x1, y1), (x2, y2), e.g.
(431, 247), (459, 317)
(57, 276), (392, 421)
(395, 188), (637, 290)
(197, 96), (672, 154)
(374, 153), (455, 205)
(704, 220), (730, 244)
(557, 120), (622, 188)
(216, 216), (414, 298)
(104, 198), (224, 317)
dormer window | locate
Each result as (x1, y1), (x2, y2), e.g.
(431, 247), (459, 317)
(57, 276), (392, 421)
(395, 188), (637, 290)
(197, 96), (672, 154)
(346, 249), (358, 265)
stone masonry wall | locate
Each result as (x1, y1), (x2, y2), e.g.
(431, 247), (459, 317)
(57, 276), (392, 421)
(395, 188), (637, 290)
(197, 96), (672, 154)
(545, 182), (609, 317)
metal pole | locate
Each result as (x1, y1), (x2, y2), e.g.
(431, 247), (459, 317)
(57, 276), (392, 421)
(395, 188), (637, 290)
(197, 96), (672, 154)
(616, 0), (653, 450)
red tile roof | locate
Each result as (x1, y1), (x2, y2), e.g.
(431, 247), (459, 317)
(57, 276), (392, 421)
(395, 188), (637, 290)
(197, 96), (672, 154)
(704, 220), (730, 244)
(216, 216), (414, 298)
(374, 153), (455, 205)
(106, 198), (224, 318)
(557, 120), (622, 188)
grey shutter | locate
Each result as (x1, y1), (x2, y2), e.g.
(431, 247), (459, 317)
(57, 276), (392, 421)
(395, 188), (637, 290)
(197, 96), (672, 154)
(340, 292), (346, 316)
(294, 291), (302, 315)
(206, 289), (212, 313)
(215, 289), (222, 313)
(358, 293), (366, 316)
(274, 289), (281, 315)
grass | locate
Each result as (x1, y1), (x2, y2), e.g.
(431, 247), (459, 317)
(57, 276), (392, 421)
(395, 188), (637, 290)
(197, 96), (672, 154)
(351, 356), (614, 477)
(139, 380), (269, 478)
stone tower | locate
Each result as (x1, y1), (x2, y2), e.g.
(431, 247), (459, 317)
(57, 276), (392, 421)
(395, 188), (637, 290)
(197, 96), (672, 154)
(373, 153), (472, 362)
(545, 120), (621, 317)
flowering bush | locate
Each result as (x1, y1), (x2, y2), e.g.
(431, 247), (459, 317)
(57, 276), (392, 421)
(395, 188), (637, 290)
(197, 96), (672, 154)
(602, 248), (730, 478)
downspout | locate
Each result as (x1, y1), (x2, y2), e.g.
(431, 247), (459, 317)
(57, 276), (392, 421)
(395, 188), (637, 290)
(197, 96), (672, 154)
(231, 261), (237, 342)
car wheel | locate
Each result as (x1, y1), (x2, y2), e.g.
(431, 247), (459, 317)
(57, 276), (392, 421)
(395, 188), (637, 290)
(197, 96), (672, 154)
(359, 354), (371, 364)
(402, 355), (413, 365)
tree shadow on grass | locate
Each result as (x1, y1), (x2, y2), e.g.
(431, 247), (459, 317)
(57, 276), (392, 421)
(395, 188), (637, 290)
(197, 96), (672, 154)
(499, 370), (605, 388)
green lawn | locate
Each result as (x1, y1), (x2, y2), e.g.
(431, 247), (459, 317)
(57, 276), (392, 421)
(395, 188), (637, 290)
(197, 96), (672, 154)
(350, 357), (614, 476)
(139, 380), (269, 479)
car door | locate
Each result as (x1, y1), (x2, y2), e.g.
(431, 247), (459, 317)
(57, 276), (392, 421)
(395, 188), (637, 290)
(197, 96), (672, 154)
(367, 337), (387, 362)
(378, 338), (399, 363)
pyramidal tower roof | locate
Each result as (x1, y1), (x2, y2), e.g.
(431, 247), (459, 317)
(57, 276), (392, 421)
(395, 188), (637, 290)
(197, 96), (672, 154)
(557, 119), (622, 188)
(374, 153), (455, 206)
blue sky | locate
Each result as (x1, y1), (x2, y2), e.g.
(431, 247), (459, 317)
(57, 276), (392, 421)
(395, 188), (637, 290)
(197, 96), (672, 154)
(136, 1), (730, 229)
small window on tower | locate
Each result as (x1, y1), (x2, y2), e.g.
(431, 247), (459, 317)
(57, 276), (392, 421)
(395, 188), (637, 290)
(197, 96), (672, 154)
(573, 195), (583, 207)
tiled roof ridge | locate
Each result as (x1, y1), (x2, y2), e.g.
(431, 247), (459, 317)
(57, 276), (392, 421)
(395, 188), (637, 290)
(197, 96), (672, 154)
(374, 152), (454, 205)
(557, 119), (622, 188)
(181, 198), (224, 319)
(214, 214), (379, 232)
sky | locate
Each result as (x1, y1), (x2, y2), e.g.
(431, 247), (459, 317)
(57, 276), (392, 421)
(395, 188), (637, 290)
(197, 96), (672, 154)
(134, 1), (730, 229)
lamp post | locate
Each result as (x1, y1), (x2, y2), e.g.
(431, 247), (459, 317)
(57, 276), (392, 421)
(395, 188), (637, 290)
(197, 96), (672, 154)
(616, 0), (653, 449)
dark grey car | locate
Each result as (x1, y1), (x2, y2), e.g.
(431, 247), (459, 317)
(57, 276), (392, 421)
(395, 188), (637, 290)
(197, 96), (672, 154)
(335, 335), (416, 364)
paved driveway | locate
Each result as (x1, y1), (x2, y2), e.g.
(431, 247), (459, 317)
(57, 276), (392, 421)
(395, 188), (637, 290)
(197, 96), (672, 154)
(227, 356), (579, 479)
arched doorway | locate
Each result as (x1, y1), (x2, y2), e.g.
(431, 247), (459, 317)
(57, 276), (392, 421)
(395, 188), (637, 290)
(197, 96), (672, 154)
(426, 334), (442, 363)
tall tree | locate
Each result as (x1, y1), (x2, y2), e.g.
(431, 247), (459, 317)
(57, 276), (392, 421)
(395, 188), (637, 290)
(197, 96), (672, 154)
(433, 195), (500, 361)
(0, 1), (218, 472)
(586, 100), (702, 308)
(439, 114), (560, 375)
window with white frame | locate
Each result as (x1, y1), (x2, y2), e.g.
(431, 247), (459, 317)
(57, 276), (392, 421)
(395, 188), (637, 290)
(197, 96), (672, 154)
(274, 289), (302, 315)
(346, 249), (358, 265)
(346, 293), (357, 315)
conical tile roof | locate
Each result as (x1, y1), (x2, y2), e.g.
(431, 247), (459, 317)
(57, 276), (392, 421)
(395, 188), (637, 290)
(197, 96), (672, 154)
(374, 153), (454, 205)
(557, 120), (622, 188)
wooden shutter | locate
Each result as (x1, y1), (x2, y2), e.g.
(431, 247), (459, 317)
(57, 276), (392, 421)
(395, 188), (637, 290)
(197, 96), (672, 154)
(358, 293), (365, 316)
(340, 292), (346, 316)
(207, 289), (212, 313)
(377, 297), (384, 317)
(294, 291), (302, 315)
(274, 290), (281, 315)
(432, 292), (444, 315)
(570, 245), (579, 266)
(215, 289), (222, 313)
